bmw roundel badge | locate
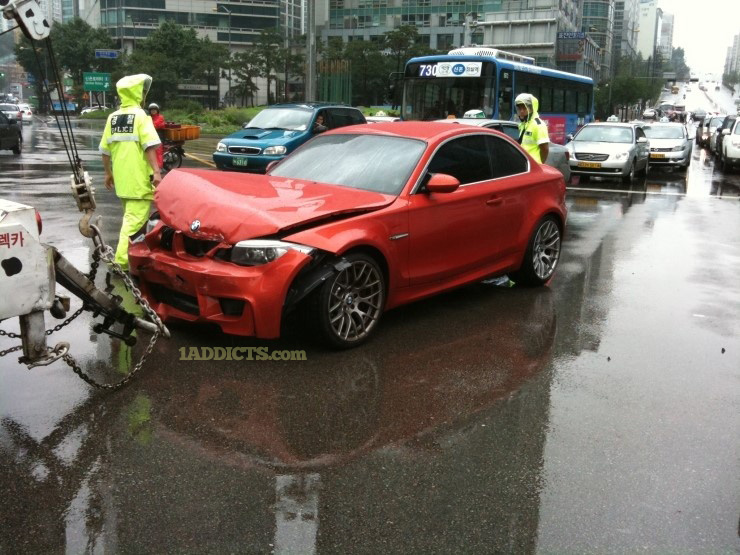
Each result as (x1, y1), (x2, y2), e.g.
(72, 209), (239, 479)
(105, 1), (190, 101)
(190, 220), (201, 233)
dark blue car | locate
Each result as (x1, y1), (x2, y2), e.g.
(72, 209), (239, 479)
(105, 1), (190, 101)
(213, 103), (367, 173)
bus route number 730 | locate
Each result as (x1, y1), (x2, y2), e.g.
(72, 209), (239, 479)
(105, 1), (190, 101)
(418, 64), (438, 77)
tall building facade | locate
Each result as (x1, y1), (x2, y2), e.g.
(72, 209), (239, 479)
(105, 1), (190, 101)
(611, 0), (638, 71)
(658, 12), (673, 61)
(319, 0), (599, 79)
(725, 34), (740, 76)
(636, 0), (661, 62)
(581, 0), (615, 80)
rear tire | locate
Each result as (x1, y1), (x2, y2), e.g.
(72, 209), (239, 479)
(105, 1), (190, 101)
(511, 216), (562, 287)
(163, 149), (183, 171)
(11, 135), (21, 155)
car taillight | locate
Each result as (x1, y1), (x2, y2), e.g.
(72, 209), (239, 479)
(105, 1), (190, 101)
(35, 210), (42, 234)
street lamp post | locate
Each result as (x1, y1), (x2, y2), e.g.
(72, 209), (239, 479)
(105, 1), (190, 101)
(214, 5), (232, 106)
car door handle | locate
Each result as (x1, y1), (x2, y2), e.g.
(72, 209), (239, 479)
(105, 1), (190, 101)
(486, 196), (503, 206)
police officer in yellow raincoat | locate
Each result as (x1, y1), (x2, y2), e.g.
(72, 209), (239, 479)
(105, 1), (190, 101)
(99, 74), (162, 270)
(515, 92), (550, 164)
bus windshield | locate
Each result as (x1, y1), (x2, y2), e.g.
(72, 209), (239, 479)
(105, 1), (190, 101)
(402, 76), (494, 120)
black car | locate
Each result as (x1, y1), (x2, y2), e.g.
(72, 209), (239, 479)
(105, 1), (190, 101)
(0, 111), (22, 155)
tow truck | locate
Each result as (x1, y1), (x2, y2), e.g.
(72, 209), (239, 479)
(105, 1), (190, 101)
(0, 0), (169, 389)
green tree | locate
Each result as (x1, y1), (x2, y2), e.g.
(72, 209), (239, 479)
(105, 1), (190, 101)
(14, 37), (52, 112)
(385, 25), (420, 75)
(345, 40), (386, 106)
(255, 28), (285, 104)
(192, 36), (229, 108)
(231, 50), (261, 106)
(124, 21), (202, 104)
(51, 18), (118, 86)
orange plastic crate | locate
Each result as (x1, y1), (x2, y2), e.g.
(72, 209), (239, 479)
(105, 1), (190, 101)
(162, 125), (201, 141)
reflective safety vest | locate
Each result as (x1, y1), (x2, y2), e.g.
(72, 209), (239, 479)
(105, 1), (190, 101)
(99, 107), (160, 200)
(518, 116), (549, 164)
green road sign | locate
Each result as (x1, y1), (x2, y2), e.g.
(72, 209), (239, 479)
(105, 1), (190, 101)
(83, 72), (111, 92)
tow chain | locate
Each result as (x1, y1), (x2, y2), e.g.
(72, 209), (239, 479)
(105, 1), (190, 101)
(0, 228), (168, 391)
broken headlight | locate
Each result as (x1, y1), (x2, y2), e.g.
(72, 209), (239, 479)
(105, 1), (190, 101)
(230, 240), (314, 267)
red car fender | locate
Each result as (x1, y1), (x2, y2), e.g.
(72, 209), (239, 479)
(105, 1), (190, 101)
(284, 200), (410, 294)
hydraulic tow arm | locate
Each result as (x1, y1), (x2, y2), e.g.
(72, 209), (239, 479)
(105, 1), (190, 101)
(0, 0), (169, 387)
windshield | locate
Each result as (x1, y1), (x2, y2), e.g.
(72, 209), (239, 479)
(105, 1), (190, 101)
(0, 104), (18, 111)
(245, 108), (313, 131)
(403, 77), (494, 121)
(644, 126), (684, 139)
(575, 125), (633, 143)
(269, 134), (426, 195)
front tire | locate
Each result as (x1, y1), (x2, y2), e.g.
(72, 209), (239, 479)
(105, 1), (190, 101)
(511, 216), (562, 287)
(311, 252), (386, 349)
(622, 160), (635, 183)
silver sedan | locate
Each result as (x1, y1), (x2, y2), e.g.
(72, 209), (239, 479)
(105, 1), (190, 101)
(643, 122), (692, 172)
(565, 122), (650, 183)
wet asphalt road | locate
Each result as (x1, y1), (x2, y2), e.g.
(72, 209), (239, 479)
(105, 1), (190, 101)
(1, 117), (739, 553)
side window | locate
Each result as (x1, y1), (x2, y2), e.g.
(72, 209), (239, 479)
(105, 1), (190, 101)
(485, 136), (528, 178)
(327, 108), (361, 129)
(427, 135), (492, 185)
(500, 123), (521, 141)
(635, 127), (645, 141)
(346, 109), (366, 125)
(0, 112), (7, 125)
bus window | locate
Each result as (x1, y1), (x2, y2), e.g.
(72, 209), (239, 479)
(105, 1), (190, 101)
(498, 70), (513, 120)
(565, 89), (577, 113)
(553, 88), (565, 112)
(540, 86), (553, 112)
(577, 90), (589, 114)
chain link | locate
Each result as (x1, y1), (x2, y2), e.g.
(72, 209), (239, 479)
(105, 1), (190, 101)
(0, 228), (167, 390)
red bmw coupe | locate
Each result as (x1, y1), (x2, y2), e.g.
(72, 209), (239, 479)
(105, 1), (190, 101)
(129, 122), (566, 348)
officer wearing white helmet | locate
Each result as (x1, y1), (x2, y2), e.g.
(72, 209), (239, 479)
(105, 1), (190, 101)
(515, 93), (549, 163)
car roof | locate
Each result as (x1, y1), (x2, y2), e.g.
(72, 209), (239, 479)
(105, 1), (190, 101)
(644, 122), (684, 127)
(327, 121), (508, 142)
(268, 102), (358, 110)
(584, 122), (636, 128)
(433, 118), (516, 126)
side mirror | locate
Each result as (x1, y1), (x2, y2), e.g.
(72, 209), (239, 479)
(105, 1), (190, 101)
(426, 173), (460, 193)
(566, 134), (574, 142)
(637, 137), (648, 143)
(265, 160), (280, 173)
(722, 129), (731, 136)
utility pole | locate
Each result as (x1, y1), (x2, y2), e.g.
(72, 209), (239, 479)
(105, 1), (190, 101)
(306, 1), (316, 102)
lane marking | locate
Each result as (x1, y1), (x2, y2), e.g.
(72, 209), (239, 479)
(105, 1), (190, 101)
(185, 152), (217, 168)
(567, 186), (688, 197)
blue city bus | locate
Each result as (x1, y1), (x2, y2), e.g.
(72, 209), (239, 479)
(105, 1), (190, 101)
(401, 47), (595, 144)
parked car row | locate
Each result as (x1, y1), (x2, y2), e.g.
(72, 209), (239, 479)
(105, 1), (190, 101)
(697, 113), (740, 171)
(564, 121), (691, 181)
(0, 102), (33, 124)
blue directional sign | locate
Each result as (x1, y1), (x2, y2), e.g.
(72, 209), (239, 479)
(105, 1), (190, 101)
(95, 49), (120, 59)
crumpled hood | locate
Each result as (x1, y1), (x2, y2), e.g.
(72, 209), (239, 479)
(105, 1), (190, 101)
(155, 169), (396, 243)
(116, 74), (151, 108)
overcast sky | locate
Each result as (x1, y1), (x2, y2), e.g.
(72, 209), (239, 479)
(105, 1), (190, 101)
(659, 0), (739, 77)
